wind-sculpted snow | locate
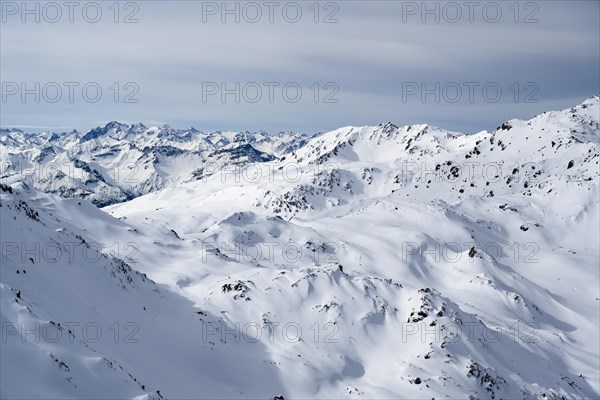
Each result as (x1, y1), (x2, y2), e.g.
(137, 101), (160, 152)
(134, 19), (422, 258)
(1, 97), (599, 399)
(0, 183), (287, 399)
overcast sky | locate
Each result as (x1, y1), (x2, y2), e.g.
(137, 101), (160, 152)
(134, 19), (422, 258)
(1, 0), (598, 134)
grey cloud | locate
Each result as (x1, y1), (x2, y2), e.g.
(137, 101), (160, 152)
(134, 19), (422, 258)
(1, 0), (598, 134)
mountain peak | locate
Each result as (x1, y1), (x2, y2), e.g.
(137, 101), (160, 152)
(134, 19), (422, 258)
(79, 121), (129, 142)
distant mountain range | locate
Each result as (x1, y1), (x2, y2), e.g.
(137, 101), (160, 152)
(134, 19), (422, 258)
(1, 123), (308, 206)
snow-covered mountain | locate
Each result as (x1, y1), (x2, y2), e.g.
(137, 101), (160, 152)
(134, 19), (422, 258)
(0, 124), (308, 207)
(1, 97), (599, 399)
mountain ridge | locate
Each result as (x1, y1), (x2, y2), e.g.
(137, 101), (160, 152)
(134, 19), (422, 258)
(2, 96), (598, 208)
(1, 96), (599, 399)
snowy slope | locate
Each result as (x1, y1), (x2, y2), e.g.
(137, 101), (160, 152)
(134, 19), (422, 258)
(0, 183), (291, 399)
(1, 97), (599, 399)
